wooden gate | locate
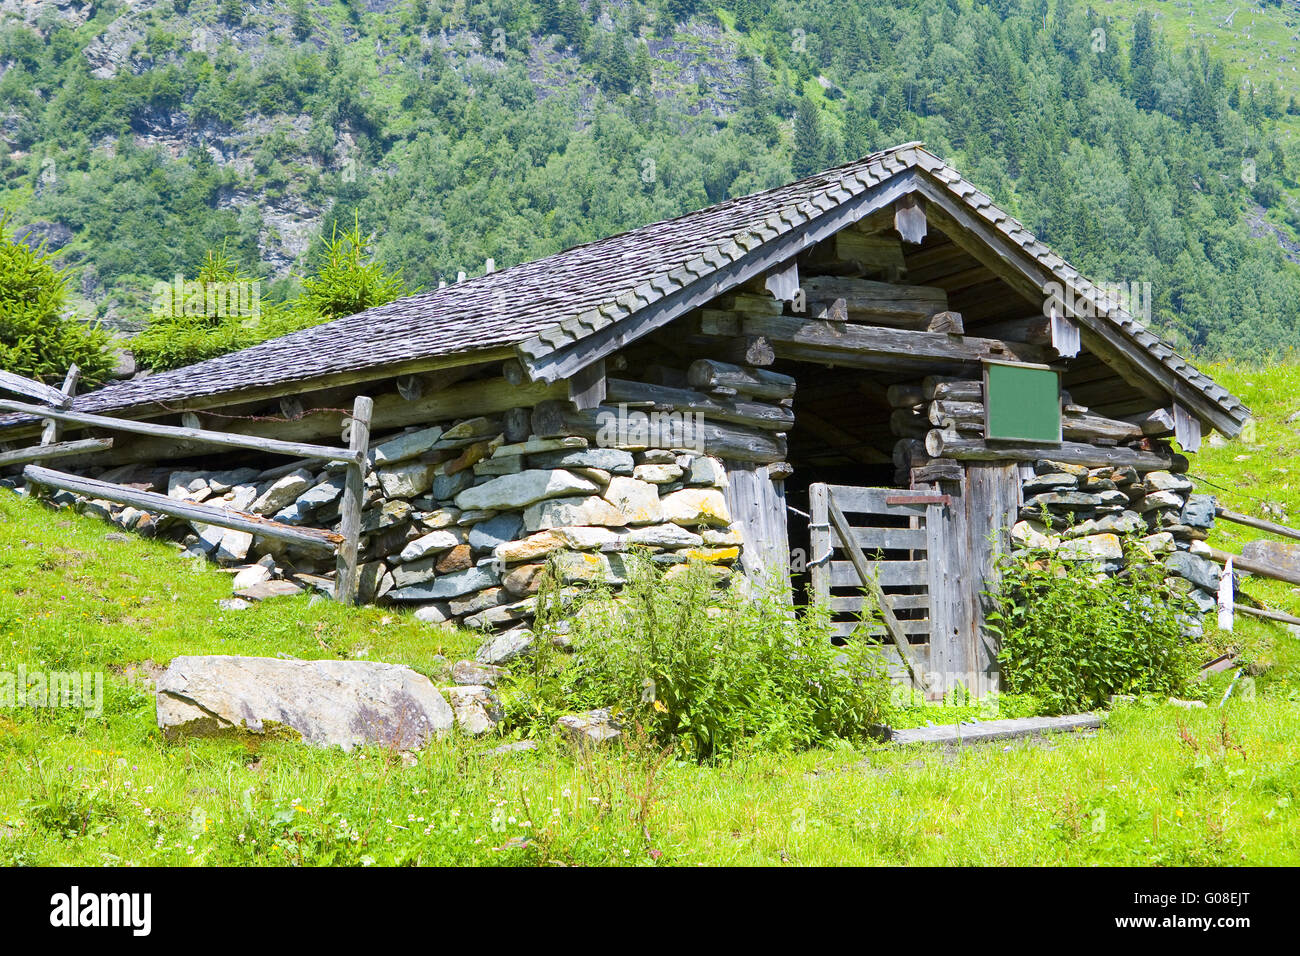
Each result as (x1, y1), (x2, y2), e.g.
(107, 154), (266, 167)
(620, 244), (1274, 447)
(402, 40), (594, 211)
(809, 483), (968, 695)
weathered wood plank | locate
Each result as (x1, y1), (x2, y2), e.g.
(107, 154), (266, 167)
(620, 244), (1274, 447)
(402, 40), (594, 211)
(40, 365), (80, 447)
(0, 369), (72, 407)
(826, 492), (928, 691)
(23, 464), (341, 555)
(828, 560), (931, 588)
(605, 378), (794, 431)
(686, 359), (796, 400)
(739, 315), (1054, 367)
(924, 431), (1183, 471)
(0, 438), (114, 468)
(1215, 507), (1300, 542)
(0, 398), (360, 465)
(530, 400), (786, 464)
(885, 713), (1102, 746)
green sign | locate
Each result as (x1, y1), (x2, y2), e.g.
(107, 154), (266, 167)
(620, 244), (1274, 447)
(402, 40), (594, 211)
(984, 361), (1061, 444)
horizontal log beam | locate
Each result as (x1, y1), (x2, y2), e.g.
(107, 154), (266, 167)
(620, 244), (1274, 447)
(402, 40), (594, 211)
(923, 431), (1185, 471)
(531, 400), (786, 464)
(1206, 546), (1300, 588)
(738, 315), (1054, 367)
(0, 398), (359, 465)
(0, 438), (114, 468)
(686, 360), (796, 400)
(605, 378), (793, 431)
(1214, 507), (1300, 542)
(23, 465), (343, 555)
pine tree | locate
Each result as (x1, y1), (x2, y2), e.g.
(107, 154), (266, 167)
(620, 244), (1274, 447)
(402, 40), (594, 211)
(792, 96), (825, 178)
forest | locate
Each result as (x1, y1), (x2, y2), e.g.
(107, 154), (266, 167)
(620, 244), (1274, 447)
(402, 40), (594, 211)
(0, 0), (1297, 363)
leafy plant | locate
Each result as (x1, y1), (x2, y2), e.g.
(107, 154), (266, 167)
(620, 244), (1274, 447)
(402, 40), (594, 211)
(0, 213), (114, 387)
(513, 553), (892, 761)
(986, 537), (1204, 714)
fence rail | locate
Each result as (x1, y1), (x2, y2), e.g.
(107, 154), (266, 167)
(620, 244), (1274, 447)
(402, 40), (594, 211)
(1, 369), (371, 604)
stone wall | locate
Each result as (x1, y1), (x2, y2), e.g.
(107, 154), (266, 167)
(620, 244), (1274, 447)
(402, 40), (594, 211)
(30, 410), (744, 631)
(1010, 458), (1221, 614)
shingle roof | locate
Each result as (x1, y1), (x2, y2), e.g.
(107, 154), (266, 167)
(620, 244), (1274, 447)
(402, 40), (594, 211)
(2, 143), (1247, 433)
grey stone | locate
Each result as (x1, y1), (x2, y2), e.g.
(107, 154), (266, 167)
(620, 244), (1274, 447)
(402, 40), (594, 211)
(659, 488), (732, 527)
(1181, 494), (1216, 529)
(448, 587), (508, 617)
(371, 426), (445, 466)
(1022, 491), (1103, 513)
(687, 456), (727, 488)
(452, 659), (506, 687)
(455, 469), (597, 512)
(216, 529), (254, 563)
(528, 448), (635, 475)
(400, 529), (464, 562)
(431, 469), (474, 501)
(1137, 490), (1186, 513)
(634, 463), (683, 484)
(251, 469), (314, 516)
(377, 462), (438, 499)
(413, 602), (452, 625)
(1143, 471), (1194, 494)
(625, 524), (705, 549)
(1034, 460), (1088, 478)
(442, 685), (501, 737)
(468, 512), (524, 552)
(523, 495), (627, 531)
(388, 565), (500, 601)
(360, 499), (413, 533)
(1056, 533), (1122, 561)
(1165, 551), (1224, 593)
(156, 656), (453, 751)
(555, 708), (621, 749)
(1022, 472), (1080, 495)
(476, 627), (535, 665)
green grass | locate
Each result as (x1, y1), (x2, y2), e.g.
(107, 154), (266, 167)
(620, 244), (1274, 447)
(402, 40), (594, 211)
(3, 360), (1300, 864)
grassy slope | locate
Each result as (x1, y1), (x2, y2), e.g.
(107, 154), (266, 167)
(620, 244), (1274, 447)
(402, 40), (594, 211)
(1, 366), (1299, 864)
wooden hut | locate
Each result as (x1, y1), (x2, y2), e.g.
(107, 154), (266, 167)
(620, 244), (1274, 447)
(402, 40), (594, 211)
(0, 144), (1248, 695)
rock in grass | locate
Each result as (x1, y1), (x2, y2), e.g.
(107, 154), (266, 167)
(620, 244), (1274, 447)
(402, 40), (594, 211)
(555, 709), (621, 749)
(476, 627), (534, 665)
(156, 656), (454, 751)
(442, 685), (501, 737)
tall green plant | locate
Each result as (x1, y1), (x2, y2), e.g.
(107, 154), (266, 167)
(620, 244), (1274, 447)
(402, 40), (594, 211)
(986, 538), (1203, 714)
(0, 213), (113, 386)
(514, 554), (892, 761)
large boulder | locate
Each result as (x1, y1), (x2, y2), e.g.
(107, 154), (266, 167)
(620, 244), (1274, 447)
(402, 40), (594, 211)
(155, 656), (453, 751)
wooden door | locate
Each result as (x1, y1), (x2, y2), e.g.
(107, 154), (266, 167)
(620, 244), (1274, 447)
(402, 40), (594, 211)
(808, 483), (966, 695)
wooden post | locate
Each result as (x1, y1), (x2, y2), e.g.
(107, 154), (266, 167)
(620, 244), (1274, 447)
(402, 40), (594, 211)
(335, 395), (373, 604)
(30, 364), (79, 499)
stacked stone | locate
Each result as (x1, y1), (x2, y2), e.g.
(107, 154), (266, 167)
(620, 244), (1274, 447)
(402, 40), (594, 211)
(1011, 458), (1219, 614)
(46, 412), (744, 632)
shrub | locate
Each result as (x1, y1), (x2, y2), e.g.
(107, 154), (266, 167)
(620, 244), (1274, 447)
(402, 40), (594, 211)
(129, 221), (408, 371)
(986, 538), (1203, 714)
(129, 247), (269, 371)
(508, 554), (892, 761)
(0, 213), (114, 387)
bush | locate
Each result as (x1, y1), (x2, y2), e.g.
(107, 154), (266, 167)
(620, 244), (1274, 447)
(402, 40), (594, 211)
(0, 214), (114, 387)
(129, 247), (268, 371)
(129, 221), (407, 371)
(986, 538), (1204, 714)
(507, 554), (892, 761)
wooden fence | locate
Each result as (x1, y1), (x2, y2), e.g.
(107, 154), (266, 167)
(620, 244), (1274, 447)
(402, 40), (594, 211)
(0, 366), (373, 604)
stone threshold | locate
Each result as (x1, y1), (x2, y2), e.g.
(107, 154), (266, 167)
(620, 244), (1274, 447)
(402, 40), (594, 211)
(876, 712), (1104, 746)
